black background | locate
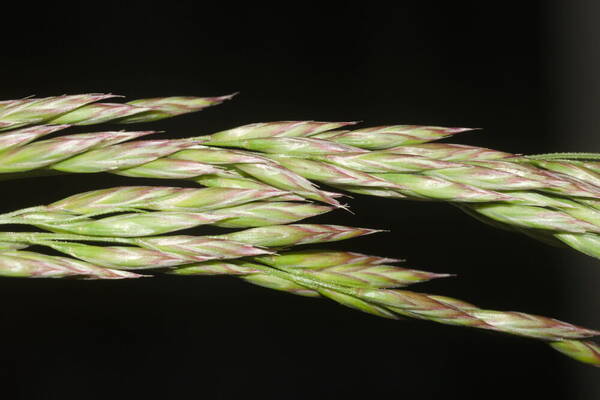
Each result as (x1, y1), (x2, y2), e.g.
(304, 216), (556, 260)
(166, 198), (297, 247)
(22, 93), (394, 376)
(1, 2), (598, 399)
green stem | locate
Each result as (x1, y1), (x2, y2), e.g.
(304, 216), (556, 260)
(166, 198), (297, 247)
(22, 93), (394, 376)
(0, 206), (46, 218)
(248, 261), (359, 296)
(521, 153), (600, 161)
(0, 232), (136, 245)
(0, 207), (150, 223)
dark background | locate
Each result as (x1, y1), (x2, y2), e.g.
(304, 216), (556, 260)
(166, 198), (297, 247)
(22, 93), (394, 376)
(1, 2), (598, 399)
